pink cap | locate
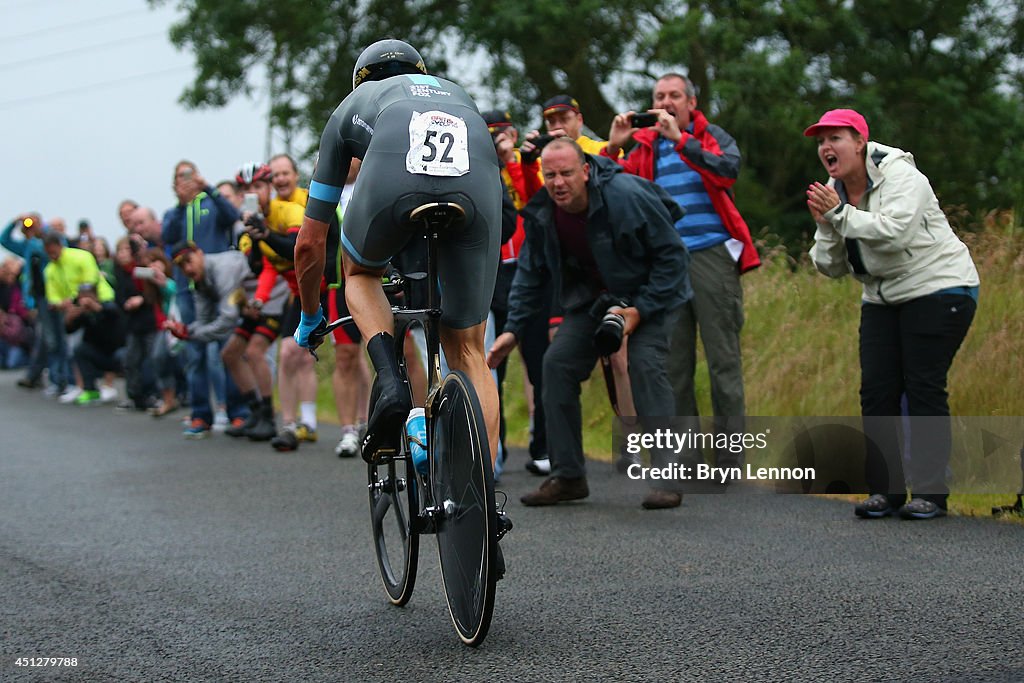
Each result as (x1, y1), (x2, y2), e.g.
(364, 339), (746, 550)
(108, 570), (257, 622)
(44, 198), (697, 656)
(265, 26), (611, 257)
(803, 109), (869, 139)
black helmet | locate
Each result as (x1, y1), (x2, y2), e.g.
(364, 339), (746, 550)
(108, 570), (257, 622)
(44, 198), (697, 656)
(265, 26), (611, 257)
(352, 39), (427, 90)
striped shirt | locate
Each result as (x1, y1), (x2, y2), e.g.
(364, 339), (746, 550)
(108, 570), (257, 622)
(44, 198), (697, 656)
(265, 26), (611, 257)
(656, 135), (727, 252)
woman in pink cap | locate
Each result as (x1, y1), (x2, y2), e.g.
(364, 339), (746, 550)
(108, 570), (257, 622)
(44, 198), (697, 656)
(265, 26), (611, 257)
(804, 109), (980, 521)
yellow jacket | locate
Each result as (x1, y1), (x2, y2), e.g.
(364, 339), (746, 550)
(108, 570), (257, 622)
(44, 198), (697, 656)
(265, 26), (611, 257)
(43, 247), (114, 305)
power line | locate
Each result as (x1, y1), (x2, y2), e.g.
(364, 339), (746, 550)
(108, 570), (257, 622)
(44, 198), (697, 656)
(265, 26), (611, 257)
(0, 0), (82, 12)
(0, 7), (152, 43)
(0, 65), (192, 110)
(0, 31), (166, 71)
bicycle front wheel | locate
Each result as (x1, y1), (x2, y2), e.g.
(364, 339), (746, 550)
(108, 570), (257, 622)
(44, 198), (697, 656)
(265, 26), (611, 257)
(430, 370), (497, 646)
(367, 376), (419, 606)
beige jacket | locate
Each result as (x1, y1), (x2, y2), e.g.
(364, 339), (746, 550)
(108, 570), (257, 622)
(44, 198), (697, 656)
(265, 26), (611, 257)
(810, 141), (978, 304)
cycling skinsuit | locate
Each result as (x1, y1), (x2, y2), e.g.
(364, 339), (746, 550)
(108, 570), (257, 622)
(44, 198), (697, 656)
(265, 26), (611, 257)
(305, 74), (502, 329)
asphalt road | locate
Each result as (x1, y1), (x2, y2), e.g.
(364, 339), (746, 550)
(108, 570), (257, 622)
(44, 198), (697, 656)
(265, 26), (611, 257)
(1, 371), (1022, 682)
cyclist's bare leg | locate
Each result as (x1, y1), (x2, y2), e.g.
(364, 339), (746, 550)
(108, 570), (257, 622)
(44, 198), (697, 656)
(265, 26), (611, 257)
(440, 322), (499, 467)
(343, 253), (393, 340)
(344, 253), (410, 459)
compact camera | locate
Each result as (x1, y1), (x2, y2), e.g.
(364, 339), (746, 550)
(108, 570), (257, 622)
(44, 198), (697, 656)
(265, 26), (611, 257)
(520, 133), (555, 164)
(630, 112), (659, 128)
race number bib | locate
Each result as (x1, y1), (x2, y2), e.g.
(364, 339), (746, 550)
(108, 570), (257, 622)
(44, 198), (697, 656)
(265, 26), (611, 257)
(406, 110), (470, 177)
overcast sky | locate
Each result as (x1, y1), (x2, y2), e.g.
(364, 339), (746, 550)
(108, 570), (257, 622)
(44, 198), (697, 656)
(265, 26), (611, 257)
(1, 0), (283, 249)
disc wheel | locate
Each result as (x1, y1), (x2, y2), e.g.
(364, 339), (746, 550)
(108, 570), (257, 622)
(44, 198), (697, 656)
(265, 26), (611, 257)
(430, 370), (497, 646)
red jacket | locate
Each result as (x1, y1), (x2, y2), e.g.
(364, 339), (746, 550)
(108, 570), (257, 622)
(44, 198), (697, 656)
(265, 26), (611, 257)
(602, 110), (760, 274)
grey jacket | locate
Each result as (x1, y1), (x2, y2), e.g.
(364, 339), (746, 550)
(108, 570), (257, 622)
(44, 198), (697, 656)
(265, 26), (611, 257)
(188, 250), (253, 343)
(504, 154), (691, 339)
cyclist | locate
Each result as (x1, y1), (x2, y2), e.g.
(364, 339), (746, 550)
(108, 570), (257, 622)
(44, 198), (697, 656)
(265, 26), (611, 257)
(292, 39), (503, 468)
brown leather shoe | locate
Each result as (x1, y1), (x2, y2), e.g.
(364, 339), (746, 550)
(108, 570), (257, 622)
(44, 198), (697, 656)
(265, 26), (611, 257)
(520, 476), (589, 506)
(642, 489), (682, 509)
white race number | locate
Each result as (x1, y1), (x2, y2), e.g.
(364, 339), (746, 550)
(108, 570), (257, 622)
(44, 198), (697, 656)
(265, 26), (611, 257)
(406, 110), (470, 177)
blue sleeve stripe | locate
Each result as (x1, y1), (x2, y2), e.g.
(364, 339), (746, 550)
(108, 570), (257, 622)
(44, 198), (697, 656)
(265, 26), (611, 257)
(309, 180), (344, 204)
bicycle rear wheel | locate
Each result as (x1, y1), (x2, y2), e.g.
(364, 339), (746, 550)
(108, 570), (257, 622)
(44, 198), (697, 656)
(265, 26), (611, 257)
(430, 370), (497, 646)
(367, 376), (419, 606)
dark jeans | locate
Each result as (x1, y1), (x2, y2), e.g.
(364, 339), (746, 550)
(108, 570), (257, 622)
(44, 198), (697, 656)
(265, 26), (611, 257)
(177, 287), (231, 419)
(75, 341), (122, 391)
(860, 292), (976, 507)
(492, 306), (549, 461)
(124, 331), (156, 408)
(28, 306), (69, 389)
(187, 337), (246, 423)
(544, 308), (677, 483)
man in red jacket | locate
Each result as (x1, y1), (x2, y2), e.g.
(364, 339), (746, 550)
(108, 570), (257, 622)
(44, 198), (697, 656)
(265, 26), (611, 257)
(604, 72), (760, 474)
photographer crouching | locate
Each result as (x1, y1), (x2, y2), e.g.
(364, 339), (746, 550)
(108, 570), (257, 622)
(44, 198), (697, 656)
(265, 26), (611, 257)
(487, 137), (692, 509)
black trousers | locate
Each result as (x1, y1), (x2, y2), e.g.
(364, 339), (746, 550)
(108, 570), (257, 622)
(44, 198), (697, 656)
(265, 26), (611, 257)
(860, 292), (976, 507)
(75, 341), (122, 392)
(544, 309), (676, 483)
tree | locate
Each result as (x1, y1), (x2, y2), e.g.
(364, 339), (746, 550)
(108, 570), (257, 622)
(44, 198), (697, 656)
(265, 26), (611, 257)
(152, 0), (1024, 243)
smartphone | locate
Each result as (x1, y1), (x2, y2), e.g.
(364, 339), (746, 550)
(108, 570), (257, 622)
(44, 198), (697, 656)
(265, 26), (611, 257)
(630, 112), (659, 128)
(180, 168), (194, 181)
(134, 266), (155, 280)
(242, 192), (260, 215)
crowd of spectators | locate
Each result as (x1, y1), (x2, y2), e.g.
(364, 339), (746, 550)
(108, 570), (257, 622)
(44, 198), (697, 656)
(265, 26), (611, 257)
(0, 155), (368, 457)
(2, 72), (979, 520)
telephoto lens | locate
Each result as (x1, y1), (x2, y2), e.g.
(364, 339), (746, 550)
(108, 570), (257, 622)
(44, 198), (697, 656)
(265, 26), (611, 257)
(594, 311), (625, 356)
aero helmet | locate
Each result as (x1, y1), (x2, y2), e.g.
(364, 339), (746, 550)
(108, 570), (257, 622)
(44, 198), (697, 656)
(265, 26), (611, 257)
(236, 162), (273, 186)
(352, 39), (427, 90)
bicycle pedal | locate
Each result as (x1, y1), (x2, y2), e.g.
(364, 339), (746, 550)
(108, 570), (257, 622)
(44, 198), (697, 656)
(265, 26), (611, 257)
(495, 509), (513, 541)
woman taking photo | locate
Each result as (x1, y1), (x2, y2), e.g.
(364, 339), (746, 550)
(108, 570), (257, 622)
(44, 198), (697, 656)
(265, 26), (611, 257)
(805, 109), (979, 520)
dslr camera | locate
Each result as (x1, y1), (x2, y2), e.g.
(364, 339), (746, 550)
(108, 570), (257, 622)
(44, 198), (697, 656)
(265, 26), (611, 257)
(520, 133), (554, 164)
(590, 292), (630, 356)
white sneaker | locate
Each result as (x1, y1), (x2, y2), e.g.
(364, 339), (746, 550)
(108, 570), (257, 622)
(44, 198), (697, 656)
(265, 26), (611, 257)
(59, 386), (83, 404)
(525, 457), (551, 476)
(212, 410), (229, 432)
(99, 385), (118, 403)
(334, 429), (361, 458)
(43, 384), (61, 398)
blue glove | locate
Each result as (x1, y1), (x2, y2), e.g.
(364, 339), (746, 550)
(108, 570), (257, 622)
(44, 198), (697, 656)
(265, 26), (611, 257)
(293, 305), (327, 348)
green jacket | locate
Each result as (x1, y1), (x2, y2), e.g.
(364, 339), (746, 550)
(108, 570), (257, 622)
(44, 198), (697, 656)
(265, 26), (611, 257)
(43, 247), (115, 305)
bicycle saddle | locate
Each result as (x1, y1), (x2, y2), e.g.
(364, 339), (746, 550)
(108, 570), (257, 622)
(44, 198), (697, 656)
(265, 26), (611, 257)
(409, 202), (466, 233)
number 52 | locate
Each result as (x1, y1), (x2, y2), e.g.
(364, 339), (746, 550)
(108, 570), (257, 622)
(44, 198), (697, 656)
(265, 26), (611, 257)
(422, 130), (455, 163)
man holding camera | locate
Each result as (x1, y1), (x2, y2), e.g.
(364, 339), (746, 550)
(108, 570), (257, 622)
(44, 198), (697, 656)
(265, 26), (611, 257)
(605, 73), (760, 473)
(488, 138), (691, 509)
(2, 213), (51, 389)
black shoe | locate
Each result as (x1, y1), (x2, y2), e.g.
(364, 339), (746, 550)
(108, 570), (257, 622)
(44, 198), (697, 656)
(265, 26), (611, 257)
(226, 411), (259, 438)
(899, 498), (947, 520)
(245, 412), (277, 442)
(854, 494), (894, 519)
(271, 426), (299, 452)
(362, 333), (412, 464)
(17, 376), (41, 389)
